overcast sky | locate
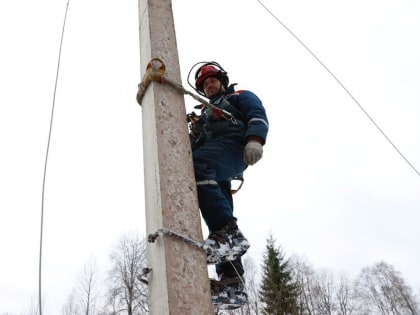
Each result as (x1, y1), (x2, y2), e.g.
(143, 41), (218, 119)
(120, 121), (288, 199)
(1, 0), (419, 313)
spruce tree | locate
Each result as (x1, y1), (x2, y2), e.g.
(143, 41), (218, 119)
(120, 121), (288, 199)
(259, 235), (299, 315)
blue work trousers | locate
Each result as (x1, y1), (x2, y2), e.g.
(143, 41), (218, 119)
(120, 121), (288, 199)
(192, 132), (247, 232)
(192, 131), (247, 277)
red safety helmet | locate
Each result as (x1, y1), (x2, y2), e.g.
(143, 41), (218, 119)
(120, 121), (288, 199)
(192, 62), (229, 95)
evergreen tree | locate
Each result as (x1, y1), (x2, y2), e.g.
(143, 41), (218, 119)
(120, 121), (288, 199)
(259, 235), (299, 315)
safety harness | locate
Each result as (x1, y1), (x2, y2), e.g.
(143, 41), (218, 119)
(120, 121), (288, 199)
(189, 94), (245, 142)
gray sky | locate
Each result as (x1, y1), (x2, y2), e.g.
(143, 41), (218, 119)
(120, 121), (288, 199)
(1, 0), (419, 313)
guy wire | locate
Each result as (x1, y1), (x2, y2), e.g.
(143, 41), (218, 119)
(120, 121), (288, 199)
(39, 1), (70, 314)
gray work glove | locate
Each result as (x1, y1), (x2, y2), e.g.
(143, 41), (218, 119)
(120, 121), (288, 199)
(244, 140), (263, 165)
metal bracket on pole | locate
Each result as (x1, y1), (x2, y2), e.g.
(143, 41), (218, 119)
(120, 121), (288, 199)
(137, 267), (153, 285)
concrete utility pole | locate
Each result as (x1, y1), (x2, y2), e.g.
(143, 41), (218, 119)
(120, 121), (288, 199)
(138, 1), (213, 314)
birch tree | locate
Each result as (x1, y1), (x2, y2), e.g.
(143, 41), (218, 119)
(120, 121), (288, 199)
(355, 261), (419, 315)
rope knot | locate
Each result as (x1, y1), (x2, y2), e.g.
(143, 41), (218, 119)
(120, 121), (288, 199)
(136, 58), (166, 105)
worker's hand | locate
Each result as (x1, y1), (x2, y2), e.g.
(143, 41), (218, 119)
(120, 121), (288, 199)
(244, 140), (263, 165)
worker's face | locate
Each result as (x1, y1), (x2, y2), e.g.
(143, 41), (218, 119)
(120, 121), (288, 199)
(203, 77), (224, 98)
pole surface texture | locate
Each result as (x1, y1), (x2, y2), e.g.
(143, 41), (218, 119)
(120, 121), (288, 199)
(138, 0), (213, 314)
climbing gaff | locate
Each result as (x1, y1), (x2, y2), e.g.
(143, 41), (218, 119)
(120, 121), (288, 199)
(136, 58), (166, 105)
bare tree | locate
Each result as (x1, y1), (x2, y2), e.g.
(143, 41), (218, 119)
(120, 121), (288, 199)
(241, 256), (262, 315)
(289, 256), (362, 315)
(335, 272), (360, 315)
(101, 287), (119, 315)
(62, 293), (80, 315)
(104, 233), (148, 315)
(289, 255), (317, 315)
(62, 259), (99, 315)
(313, 270), (335, 315)
(356, 261), (419, 315)
(79, 260), (99, 314)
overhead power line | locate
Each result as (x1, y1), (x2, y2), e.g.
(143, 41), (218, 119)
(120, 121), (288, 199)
(256, 0), (420, 177)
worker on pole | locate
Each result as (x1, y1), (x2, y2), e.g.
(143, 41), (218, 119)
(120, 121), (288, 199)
(188, 61), (269, 300)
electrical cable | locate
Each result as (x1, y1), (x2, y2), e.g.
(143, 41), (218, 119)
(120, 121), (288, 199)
(38, 1), (70, 314)
(256, 0), (419, 177)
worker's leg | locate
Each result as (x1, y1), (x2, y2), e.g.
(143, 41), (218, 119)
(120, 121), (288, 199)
(192, 135), (246, 231)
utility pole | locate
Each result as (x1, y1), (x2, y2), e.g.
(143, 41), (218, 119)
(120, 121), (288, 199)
(137, 1), (213, 314)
